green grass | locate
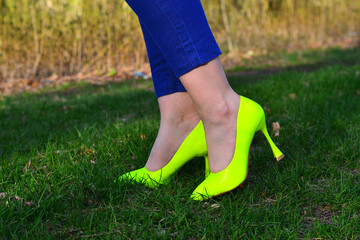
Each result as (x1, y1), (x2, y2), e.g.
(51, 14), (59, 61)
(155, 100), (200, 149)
(1, 49), (360, 239)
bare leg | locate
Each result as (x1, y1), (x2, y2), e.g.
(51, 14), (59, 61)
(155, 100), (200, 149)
(179, 57), (240, 173)
(145, 92), (200, 171)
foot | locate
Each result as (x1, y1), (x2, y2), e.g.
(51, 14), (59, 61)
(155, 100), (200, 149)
(145, 114), (200, 171)
(202, 93), (240, 173)
(118, 118), (207, 187)
(191, 96), (267, 201)
(141, 92), (201, 171)
(118, 92), (206, 187)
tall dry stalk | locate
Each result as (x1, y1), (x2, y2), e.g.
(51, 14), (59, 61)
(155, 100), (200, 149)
(0, 0), (359, 82)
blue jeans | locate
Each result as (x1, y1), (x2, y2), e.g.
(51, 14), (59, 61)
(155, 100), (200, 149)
(125, 0), (222, 98)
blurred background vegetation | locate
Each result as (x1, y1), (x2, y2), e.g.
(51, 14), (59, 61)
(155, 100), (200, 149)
(0, 0), (359, 84)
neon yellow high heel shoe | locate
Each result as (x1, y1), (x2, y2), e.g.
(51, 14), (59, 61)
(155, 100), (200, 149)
(117, 121), (208, 188)
(191, 96), (284, 201)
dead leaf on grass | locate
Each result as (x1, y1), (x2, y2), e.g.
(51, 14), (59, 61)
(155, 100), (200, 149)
(272, 122), (281, 137)
(0, 192), (7, 198)
(5, 195), (38, 207)
(263, 197), (277, 203)
(211, 203), (221, 209)
(289, 93), (298, 100)
(23, 160), (31, 171)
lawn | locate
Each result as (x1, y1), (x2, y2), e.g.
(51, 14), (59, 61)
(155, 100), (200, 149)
(0, 48), (359, 239)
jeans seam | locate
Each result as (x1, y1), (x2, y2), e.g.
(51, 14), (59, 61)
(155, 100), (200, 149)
(153, 0), (202, 68)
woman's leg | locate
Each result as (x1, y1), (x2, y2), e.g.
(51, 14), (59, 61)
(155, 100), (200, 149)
(119, 23), (207, 185)
(125, 0), (231, 173)
(136, 19), (202, 171)
(146, 92), (200, 171)
(179, 58), (240, 173)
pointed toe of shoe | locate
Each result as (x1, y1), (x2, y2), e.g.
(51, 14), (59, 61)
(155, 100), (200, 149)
(117, 167), (160, 188)
(190, 181), (215, 201)
(191, 168), (248, 201)
(191, 185), (214, 201)
(190, 192), (206, 201)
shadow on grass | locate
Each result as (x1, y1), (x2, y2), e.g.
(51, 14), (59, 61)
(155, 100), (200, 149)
(227, 47), (360, 83)
(0, 81), (159, 157)
(1, 47), (359, 159)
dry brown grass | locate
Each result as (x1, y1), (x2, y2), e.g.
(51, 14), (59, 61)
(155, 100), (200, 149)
(1, 0), (359, 83)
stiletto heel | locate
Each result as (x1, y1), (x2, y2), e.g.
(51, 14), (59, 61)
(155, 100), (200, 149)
(117, 121), (208, 188)
(191, 96), (284, 201)
(257, 115), (285, 161)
